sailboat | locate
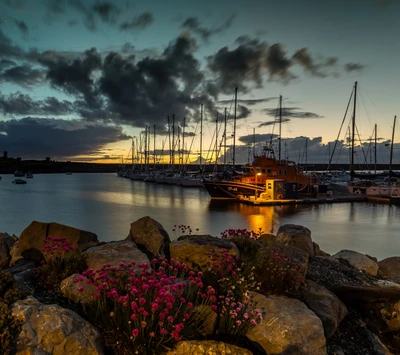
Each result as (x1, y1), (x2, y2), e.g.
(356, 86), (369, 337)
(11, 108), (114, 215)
(203, 93), (318, 199)
(343, 82), (400, 199)
(346, 115), (400, 199)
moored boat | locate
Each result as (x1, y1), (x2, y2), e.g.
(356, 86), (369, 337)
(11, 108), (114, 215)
(203, 144), (318, 199)
(12, 178), (27, 184)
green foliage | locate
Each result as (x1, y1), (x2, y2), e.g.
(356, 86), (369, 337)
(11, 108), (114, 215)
(220, 228), (263, 264)
(0, 271), (20, 304)
(0, 272), (23, 355)
(34, 236), (87, 291)
(253, 246), (305, 296)
(0, 300), (22, 355)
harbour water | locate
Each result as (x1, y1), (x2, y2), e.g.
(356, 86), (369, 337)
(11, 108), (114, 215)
(0, 173), (399, 260)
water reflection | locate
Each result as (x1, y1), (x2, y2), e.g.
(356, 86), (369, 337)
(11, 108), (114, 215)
(0, 173), (399, 259)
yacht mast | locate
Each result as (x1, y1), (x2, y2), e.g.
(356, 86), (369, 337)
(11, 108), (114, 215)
(374, 123), (377, 175)
(279, 95), (282, 161)
(224, 108), (227, 169)
(232, 87), (237, 169)
(168, 116), (171, 165)
(389, 115), (396, 186)
(182, 117), (185, 174)
(351, 81), (357, 181)
(200, 104), (203, 173)
(172, 114), (175, 170)
(153, 124), (156, 171)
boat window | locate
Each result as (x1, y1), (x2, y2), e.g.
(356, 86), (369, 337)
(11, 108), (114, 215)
(278, 170), (282, 175)
(267, 169), (272, 174)
(250, 168), (254, 173)
(262, 169), (266, 173)
(283, 169), (287, 175)
(256, 167), (261, 172)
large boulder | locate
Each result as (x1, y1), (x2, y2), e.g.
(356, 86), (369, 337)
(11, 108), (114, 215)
(331, 280), (400, 306)
(167, 340), (253, 355)
(333, 250), (379, 276)
(11, 296), (104, 355)
(247, 292), (326, 355)
(302, 279), (348, 338)
(275, 224), (314, 257)
(125, 216), (171, 258)
(0, 232), (17, 267)
(10, 221), (99, 265)
(83, 240), (149, 272)
(169, 235), (239, 271)
(378, 257), (400, 279)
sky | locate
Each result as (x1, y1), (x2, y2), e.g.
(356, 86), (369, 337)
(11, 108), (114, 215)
(0, 0), (400, 166)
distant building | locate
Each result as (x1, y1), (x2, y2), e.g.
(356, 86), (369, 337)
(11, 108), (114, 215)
(45, 157), (51, 162)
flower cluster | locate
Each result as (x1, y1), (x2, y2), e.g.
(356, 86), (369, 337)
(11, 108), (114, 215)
(220, 228), (262, 240)
(172, 224), (199, 236)
(217, 290), (263, 336)
(76, 258), (212, 355)
(41, 236), (75, 262)
(254, 247), (305, 295)
(201, 249), (263, 336)
(36, 236), (86, 291)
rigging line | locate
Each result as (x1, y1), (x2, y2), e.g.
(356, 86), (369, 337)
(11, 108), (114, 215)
(327, 89), (354, 171)
(355, 125), (369, 168)
(183, 121), (199, 167)
(358, 89), (375, 134)
(361, 86), (392, 127)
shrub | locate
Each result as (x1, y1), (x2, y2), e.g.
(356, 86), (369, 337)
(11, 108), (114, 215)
(76, 258), (214, 355)
(253, 246), (305, 295)
(0, 300), (23, 355)
(34, 236), (87, 291)
(199, 249), (263, 337)
(220, 228), (263, 263)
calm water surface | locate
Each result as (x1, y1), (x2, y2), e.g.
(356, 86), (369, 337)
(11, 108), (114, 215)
(0, 173), (399, 260)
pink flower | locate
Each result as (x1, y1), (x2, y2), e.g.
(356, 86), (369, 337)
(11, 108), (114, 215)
(132, 329), (139, 337)
(139, 297), (146, 305)
(78, 287), (84, 293)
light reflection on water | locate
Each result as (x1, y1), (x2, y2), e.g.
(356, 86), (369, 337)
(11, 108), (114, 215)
(0, 173), (399, 260)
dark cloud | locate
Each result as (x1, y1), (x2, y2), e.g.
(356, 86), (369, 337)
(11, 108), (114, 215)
(181, 15), (235, 41)
(207, 38), (267, 94)
(344, 63), (365, 72)
(14, 20), (29, 35)
(264, 107), (323, 119)
(0, 59), (16, 70)
(92, 1), (120, 24)
(44, 0), (121, 30)
(219, 97), (277, 106)
(238, 133), (277, 144)
(265, 43), (295, 81)
(0, 92), (74, 115)
(120, 12), (153, 31)
(258, 118), (291, 127)
(69, 0), (96, 30)
(292, 48), (340, 78)
(0, 116), (130, 159)
(0, 65), (44, 87)
(237, 104), (251, 119)
(39, 47), (102, 107)
(98, 34), (213, 131)
(0, 28), (26, 58)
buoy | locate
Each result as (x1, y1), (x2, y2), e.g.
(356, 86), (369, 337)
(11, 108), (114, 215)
(277, 193), (283, 200)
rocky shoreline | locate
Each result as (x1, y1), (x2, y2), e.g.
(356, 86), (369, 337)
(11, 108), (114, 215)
(1, 217), (400, 354)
